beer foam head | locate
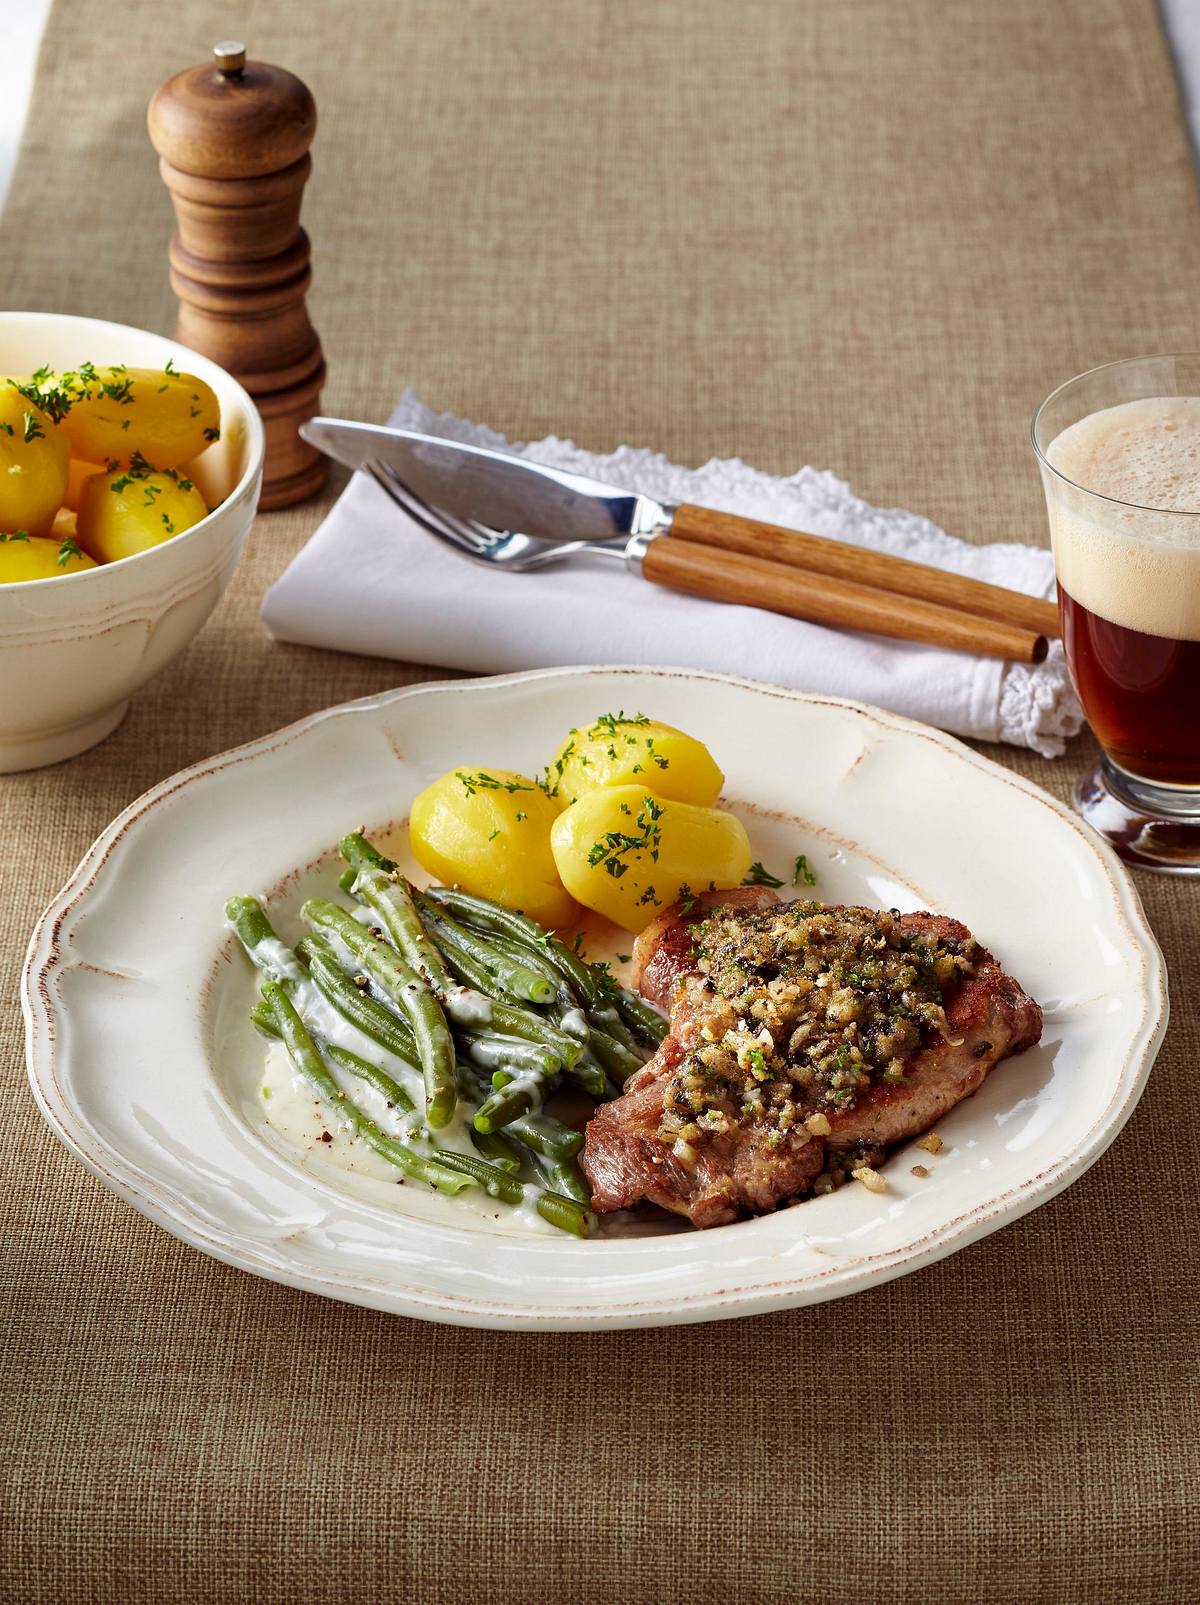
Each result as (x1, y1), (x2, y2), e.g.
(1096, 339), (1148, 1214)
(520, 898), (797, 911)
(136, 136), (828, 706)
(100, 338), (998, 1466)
(1047, 396), (1200, 512)
(1043, 397), (1200, 640)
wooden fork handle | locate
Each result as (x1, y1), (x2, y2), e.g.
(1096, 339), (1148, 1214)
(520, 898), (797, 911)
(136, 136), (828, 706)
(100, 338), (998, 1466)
(669, 502), (1061, 639)
(640, 535), (1048, 663)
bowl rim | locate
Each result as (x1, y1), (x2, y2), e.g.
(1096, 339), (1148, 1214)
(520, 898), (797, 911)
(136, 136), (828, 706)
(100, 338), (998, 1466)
(0, 310), (265, 594)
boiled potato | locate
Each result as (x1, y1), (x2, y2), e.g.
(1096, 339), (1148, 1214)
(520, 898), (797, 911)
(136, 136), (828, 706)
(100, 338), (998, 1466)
(0, 385), (69, 536)
(64, 456), (105, 511)
(51, 506), (78, 540)
(550, 784), (752, 932)
(0, 533), (96, 582)
(546, 713), (724, 807)
(409, 768), (576, 928)
(58, 364), (220, 469)
(76, 465), (208, 563)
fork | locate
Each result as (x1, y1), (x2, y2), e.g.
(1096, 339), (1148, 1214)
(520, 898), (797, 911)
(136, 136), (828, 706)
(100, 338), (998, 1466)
(368, 462), (631, 573)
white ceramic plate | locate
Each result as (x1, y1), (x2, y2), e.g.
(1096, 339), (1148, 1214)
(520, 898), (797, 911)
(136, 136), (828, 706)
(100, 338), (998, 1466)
(23, 668), (1167, 1329)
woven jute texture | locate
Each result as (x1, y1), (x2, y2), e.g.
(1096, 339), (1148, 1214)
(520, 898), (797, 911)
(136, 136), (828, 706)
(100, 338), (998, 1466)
(2, 2), (1197, 1600)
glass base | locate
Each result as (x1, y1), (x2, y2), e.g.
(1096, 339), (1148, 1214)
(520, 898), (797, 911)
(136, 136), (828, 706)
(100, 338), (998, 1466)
(1077, 756), (1200, 875)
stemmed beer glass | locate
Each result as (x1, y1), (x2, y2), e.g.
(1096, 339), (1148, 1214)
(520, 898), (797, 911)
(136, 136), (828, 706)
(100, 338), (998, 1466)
(1033, 356), (1200, 873)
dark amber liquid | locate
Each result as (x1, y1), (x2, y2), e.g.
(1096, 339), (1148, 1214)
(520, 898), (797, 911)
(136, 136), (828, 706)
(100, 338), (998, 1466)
(1061, 587), (1200, 785)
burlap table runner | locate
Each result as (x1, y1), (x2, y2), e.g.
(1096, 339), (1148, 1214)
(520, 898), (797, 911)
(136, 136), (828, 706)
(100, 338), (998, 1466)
(2, 2), (1197, 1599)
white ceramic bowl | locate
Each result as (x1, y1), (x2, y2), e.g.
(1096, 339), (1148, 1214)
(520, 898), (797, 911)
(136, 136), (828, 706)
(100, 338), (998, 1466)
(0, 312), (264, 771)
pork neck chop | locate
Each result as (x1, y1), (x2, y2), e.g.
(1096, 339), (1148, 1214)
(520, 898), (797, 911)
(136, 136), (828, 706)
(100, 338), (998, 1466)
(582, 888), (1042, 1228)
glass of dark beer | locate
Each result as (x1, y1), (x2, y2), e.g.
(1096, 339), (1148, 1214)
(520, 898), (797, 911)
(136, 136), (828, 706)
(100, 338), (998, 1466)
(1033, 356), (1200, 873)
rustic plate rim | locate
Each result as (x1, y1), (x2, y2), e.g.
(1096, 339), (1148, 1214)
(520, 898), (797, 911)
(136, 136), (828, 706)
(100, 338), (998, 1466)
(21, 665), (1169, 1329)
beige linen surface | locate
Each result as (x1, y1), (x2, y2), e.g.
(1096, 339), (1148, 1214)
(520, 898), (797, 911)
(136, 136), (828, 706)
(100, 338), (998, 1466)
(2, 2), (1198, 1600)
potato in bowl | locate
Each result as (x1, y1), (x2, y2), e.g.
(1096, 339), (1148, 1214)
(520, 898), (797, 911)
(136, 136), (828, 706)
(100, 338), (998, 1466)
(0, 312), (264, 772)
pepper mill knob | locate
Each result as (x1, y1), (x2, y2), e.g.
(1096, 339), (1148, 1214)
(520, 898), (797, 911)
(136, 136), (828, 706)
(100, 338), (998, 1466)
(148, 44), (328, 510)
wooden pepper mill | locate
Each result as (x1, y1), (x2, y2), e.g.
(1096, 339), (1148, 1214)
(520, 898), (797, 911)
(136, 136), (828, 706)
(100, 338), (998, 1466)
(148, 41), (328, 509)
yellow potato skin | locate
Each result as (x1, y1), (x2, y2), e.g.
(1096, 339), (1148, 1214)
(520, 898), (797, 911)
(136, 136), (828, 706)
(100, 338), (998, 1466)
(547, 716), (724, 807)
(409, 768), (577, 929)
(76, 468), (208, 563)
(0, 535), (96, 582)
(59, 366), (220, 469)
(550, 784), (752, 933)
(0, 387), (69, 537)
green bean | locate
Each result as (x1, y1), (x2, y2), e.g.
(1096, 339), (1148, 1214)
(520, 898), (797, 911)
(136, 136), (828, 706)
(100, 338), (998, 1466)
(431, 1147), (591, 1236)
(302, 899), (457, 1129)
(412, 895), (583, 1067)
(225, 896), (305, 984)
(459, 1031), (560, 1078)
(471, 928), (565, 1003)
(533, 1152), (592, 1208)
(424, 884), (663, 1048)
(259, 983), (470, 1195)
(612, 986), (669, 1047)
(294, 934), (420, 1065)
(508, 1112), (583, 1160)
(471, 1128), (523, 1172)
(428, 1146), (524, 1201)
(535, 1190), (591, 1238)
(425, 884), (595, 995)
(323, 1042), (415, 1114)
(456, 1063), (583, 1160)
(251, 1000), (277, 1036)
(585, 1024), (645, 1085)
(260, 980), (588, 1235)
(473, 1074), (545, 1133)
(564, 1060), (609, 1099)
(409, 890), (556, 1006)
(252, 1003), (418, 1114)
(339, 833), (458, 995)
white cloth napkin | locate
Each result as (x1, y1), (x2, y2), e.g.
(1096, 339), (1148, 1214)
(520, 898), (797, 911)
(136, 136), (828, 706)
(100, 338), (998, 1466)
(262, 392), (1081, 757)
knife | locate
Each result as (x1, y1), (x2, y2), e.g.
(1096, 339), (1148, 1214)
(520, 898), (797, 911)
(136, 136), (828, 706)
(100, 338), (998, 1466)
(298, 417), (1054, 662)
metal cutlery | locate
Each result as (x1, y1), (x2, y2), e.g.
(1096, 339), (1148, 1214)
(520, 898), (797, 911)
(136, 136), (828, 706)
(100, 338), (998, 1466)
(299, 417), (1053, 662)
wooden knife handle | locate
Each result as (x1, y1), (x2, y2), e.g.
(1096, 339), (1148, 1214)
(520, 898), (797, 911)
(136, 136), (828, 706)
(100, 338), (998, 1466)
(641, 535), (1048, 663)
(670, 502), (1060, 639)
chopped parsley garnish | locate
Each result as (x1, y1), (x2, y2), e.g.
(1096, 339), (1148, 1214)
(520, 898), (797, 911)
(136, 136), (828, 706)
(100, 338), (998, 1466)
(588, 710), (650, 738)
(164, 358), (177, 375)
(110, 452), (159, 495)
(586, 795), (664, 879)
(56, 536), (83, 567)
(0, 530), (31, 544)
(202, 426), (221, 443)
(541, 739), (575, 797)
(743, 861), (785, 888)
(22, 410), (44, 444)
(793, 854), (816, 886)
(161, 514), (176, 534)
(455, 770), (537, 797)
(8, 370), (75, 424)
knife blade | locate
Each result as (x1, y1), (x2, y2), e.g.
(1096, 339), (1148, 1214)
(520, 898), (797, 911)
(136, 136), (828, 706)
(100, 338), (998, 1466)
(299, 417), (671, 545)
